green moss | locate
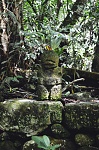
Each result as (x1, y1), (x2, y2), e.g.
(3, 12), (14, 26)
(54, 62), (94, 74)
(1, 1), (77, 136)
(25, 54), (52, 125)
(0, 100), (63, 135)
(75, 134), (94, 146)
(64, 102), (99, 129)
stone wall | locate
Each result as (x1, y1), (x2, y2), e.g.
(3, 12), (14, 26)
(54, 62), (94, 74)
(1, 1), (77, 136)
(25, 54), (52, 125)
(0, 99), (99, 150)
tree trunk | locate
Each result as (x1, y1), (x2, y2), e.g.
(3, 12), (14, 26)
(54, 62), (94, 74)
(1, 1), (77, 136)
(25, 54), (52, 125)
(0, 0), (23, 77)
(92, 43), (99, 72)
(60, 0), (88, 31)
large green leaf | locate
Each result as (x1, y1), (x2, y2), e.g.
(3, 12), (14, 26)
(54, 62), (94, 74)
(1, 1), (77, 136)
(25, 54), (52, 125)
(32, 136), (44, 145)
(32, 135), (49, 149)
(43, 135), (50, 147)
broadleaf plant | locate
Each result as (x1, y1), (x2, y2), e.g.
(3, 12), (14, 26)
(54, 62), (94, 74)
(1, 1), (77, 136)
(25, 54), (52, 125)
(32, 135), (60, 150)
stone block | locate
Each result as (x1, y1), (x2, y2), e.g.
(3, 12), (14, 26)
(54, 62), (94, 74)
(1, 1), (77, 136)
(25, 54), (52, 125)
(0, 99), (63, 136)
(63, 102), (99, 129)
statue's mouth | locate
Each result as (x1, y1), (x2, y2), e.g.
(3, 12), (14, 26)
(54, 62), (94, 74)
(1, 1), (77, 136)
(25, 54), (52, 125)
(42, 60), (57, 68)
(44, 60), (55, 64)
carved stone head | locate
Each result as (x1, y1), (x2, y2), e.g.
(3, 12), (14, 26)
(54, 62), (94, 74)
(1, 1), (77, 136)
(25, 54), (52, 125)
(40, 50), (59, 69)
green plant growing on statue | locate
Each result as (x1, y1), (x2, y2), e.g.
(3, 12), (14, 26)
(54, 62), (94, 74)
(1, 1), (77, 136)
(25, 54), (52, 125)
(32, 135), (60, 150)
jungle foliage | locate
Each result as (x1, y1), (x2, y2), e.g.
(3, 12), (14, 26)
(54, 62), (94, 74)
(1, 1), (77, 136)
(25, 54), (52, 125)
(22, 0), (99, 70)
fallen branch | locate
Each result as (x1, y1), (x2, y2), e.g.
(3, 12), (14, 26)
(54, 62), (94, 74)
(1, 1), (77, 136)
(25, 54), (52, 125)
(62, 78), (85, 92)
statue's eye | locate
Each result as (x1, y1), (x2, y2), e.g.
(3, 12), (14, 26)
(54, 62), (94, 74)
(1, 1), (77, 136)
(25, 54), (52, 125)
(45, 45), (52, 50)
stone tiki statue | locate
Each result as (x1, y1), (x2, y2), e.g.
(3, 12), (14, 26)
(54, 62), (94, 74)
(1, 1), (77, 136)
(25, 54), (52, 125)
(37, 50), (62, 100)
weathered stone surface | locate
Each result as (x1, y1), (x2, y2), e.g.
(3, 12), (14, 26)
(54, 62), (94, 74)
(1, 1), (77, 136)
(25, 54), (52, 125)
(66, 92), (92, 101)
(0, 140), (16, 150)
(23, 140), (38, 150)
(63, 102), (99, 129)
(37, 50), (62, 100)
(75, 134), (94, 146)
(0, 99), (63, 136)
(77, 146), (99, 150)
(96, 134), (99, 147)
(51, 123), (70, 138)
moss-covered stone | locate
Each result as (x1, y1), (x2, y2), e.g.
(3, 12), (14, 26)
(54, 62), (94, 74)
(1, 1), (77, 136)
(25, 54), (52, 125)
(75, 134), (94, 146)
(23, 140), (38, 150)
(77, 146), (99, 150)
(0, 99), (63, 136)
(40, 50), (59, 68)
(96, 134), (99, 147)
(37, 50), (62, 100)
(63, 102), (99, 129)
(51, 123), (70, 138)
(0, 140), (16, 150)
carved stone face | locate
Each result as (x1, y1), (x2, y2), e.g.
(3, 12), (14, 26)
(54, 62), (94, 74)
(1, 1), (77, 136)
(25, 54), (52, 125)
(37, 50), (62, 100)
(40, 50), (59, 69)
